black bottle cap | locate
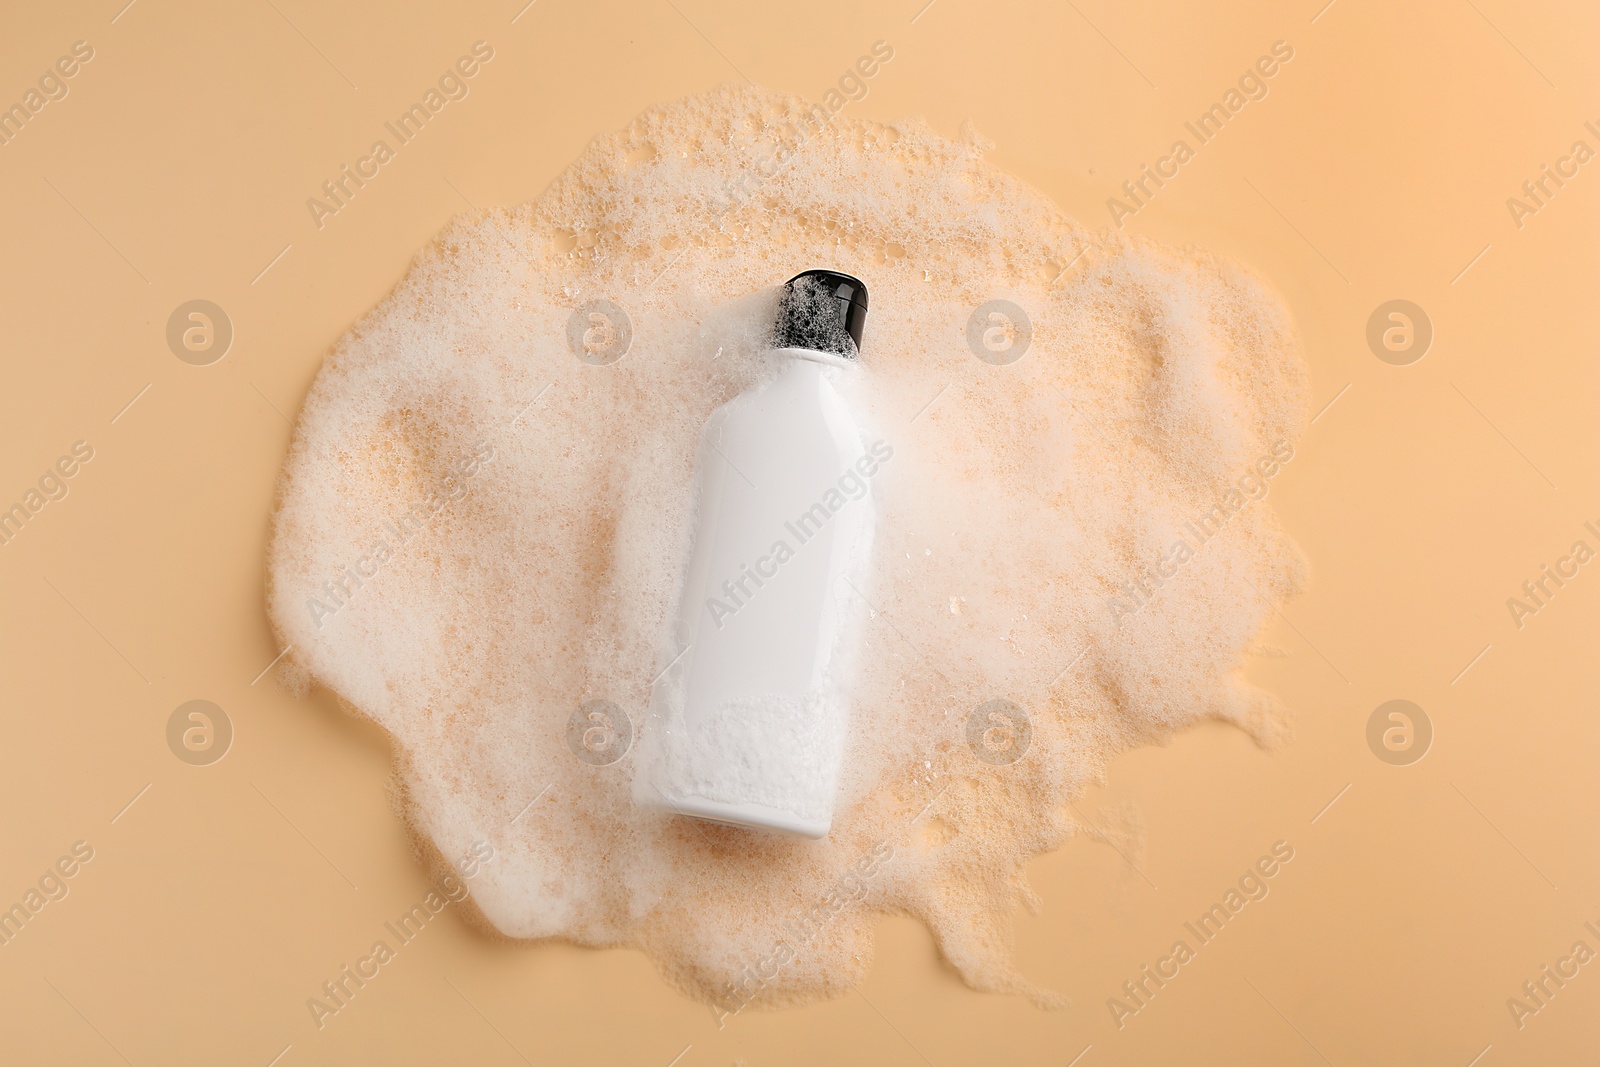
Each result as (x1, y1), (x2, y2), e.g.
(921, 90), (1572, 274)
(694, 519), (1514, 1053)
(772, 270), (869, 359)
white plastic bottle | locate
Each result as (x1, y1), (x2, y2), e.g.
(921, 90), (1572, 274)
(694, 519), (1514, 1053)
(634, 271), (883, 838)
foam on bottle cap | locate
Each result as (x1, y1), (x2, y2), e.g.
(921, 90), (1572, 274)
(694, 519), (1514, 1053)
(266, 84), (1307, 1011)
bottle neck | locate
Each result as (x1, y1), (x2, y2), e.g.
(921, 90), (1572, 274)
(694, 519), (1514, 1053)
(767, 346), (858, 370)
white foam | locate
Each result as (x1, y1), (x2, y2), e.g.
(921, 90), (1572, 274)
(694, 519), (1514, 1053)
(267, 84), (1307, 1010)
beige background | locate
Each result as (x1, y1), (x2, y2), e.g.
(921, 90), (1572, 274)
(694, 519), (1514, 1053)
(1, 0), (1596, 1063)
